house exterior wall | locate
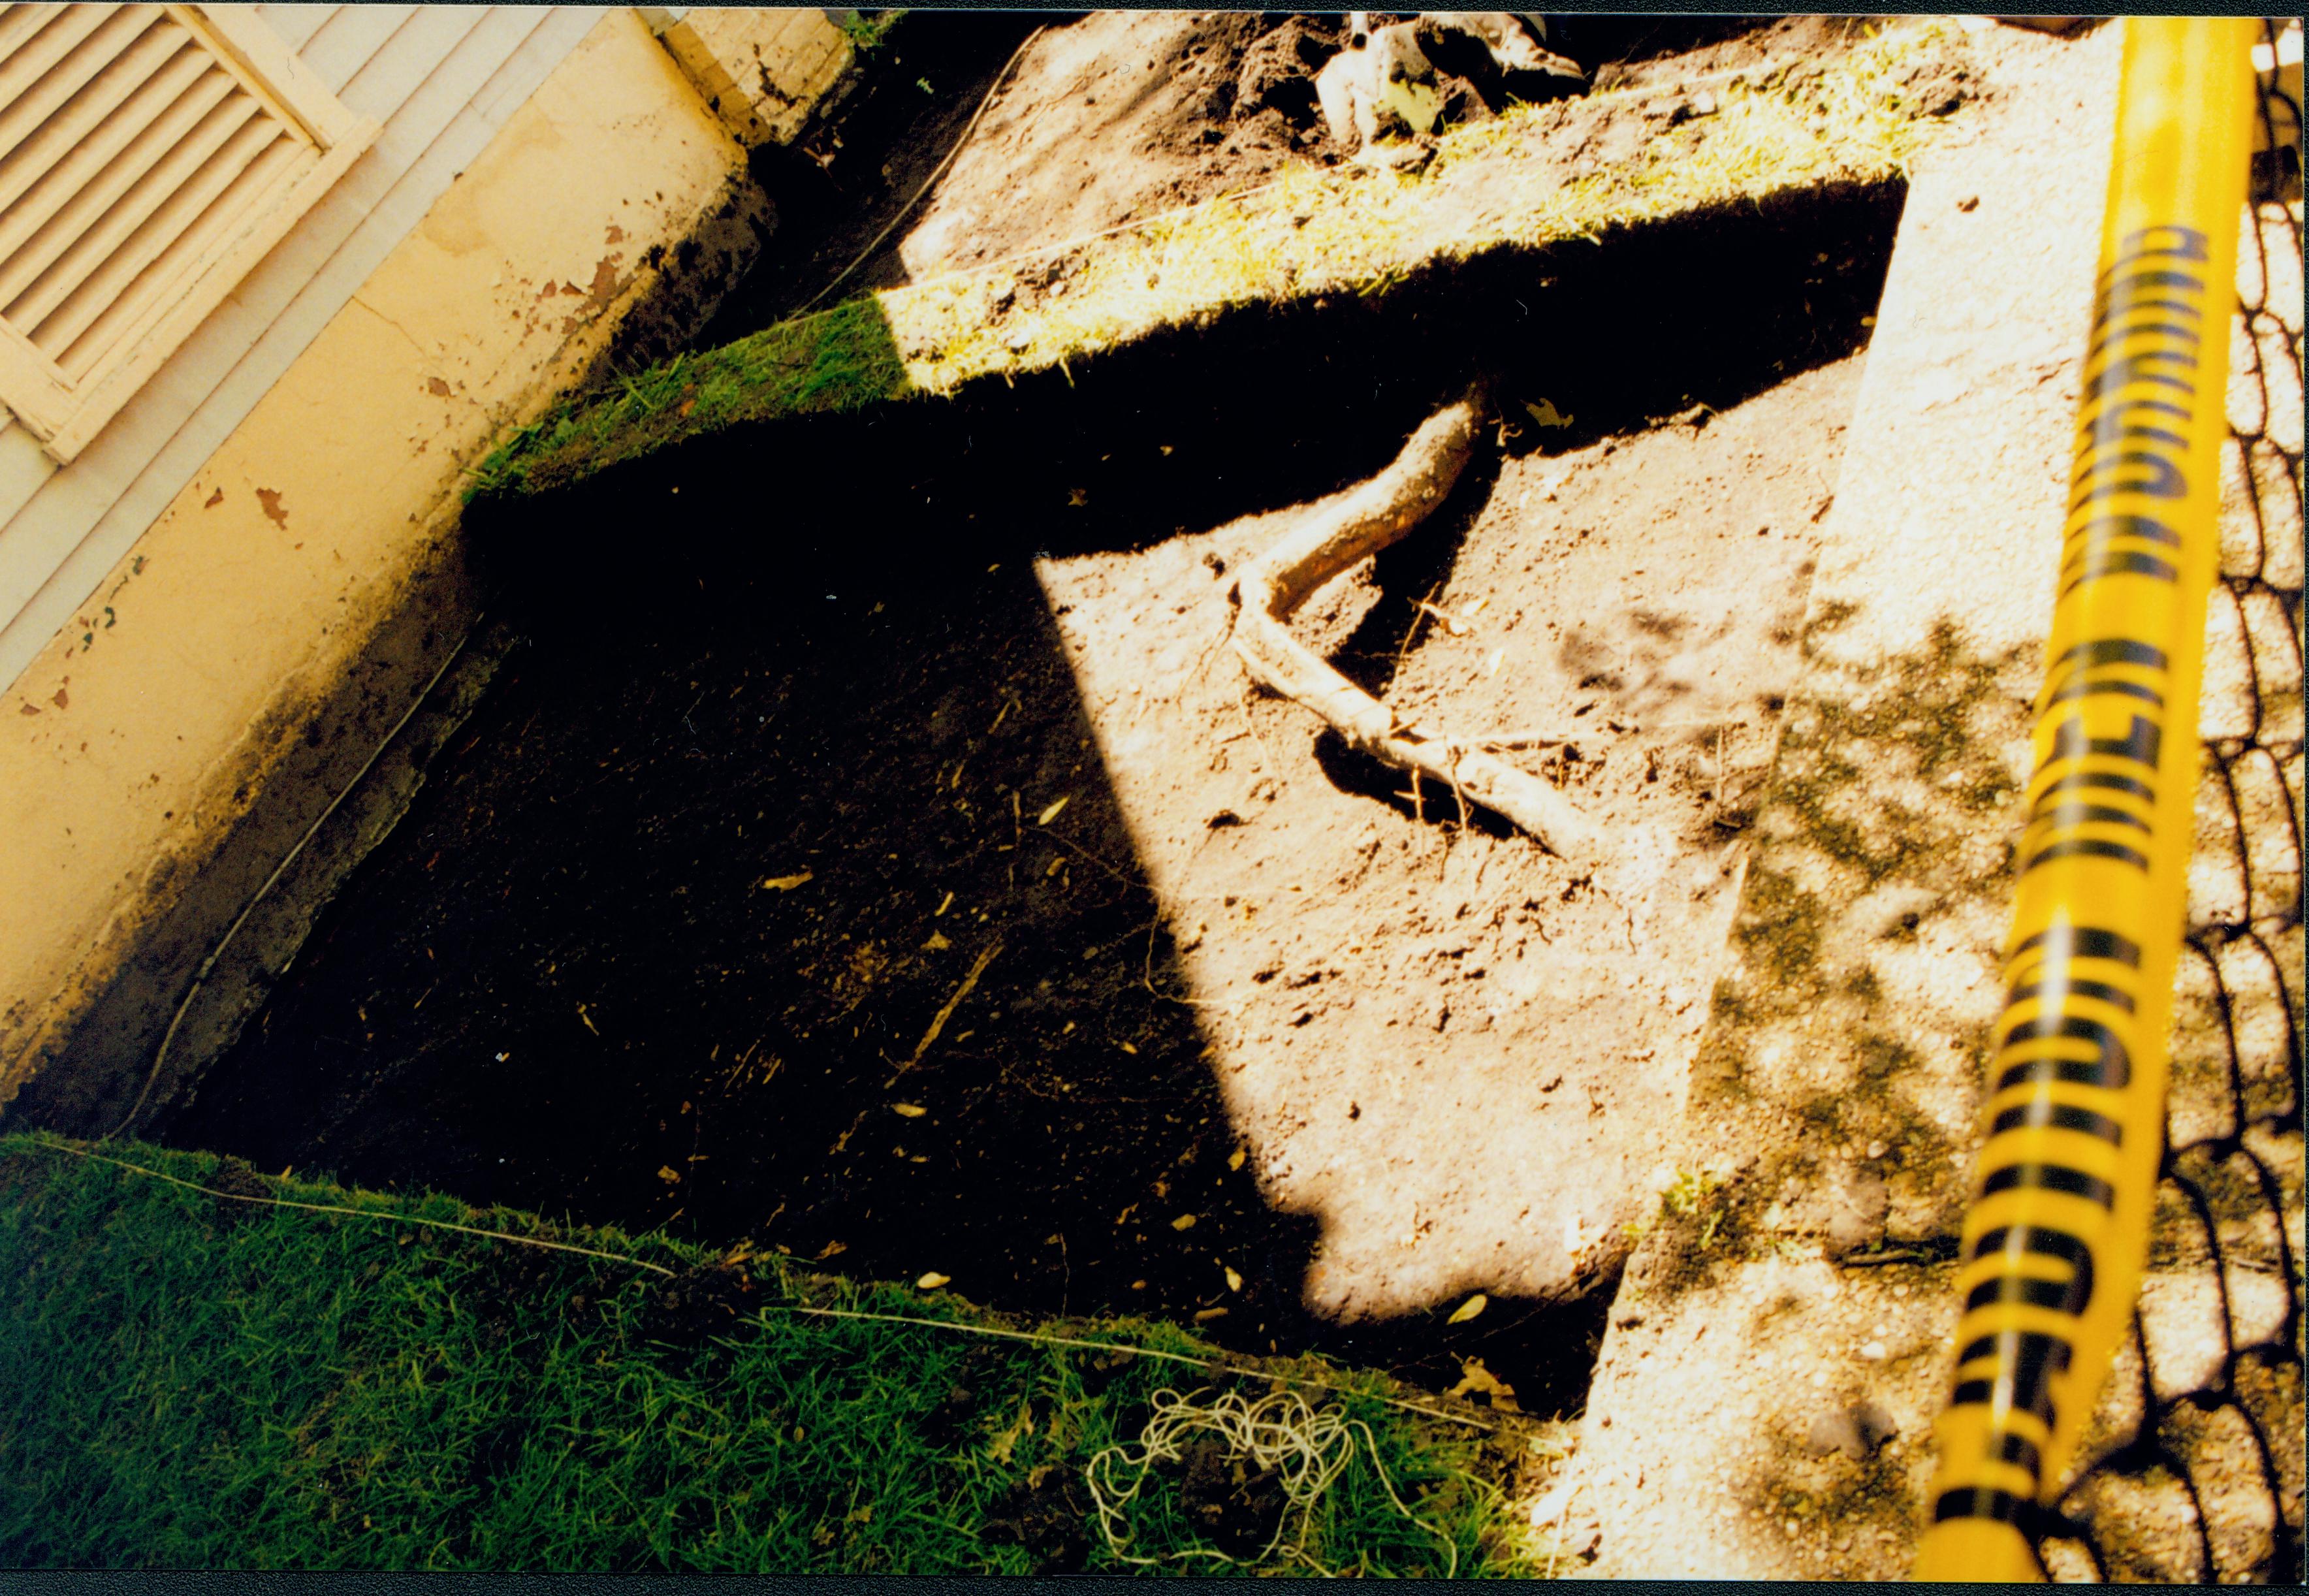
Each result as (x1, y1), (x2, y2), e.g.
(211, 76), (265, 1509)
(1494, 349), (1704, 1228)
(0, 8), (785, 1118)
(647, 7), (855, 147)
(0, 5), (612, 692)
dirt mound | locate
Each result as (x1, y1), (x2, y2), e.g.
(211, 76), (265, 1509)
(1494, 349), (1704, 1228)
(710, 10), (1638, 331)
(207, 1155), (274, 1228)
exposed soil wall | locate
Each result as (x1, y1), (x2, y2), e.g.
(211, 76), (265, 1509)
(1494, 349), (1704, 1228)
(134, 180), (1904, 1408)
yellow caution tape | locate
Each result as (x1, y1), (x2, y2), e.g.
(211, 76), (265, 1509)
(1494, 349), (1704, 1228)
(1913, 18), (2258, 1582)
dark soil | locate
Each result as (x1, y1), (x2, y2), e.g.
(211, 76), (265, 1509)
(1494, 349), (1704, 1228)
(699, 10), (1055, 334)
(637, 1260), (761, 1360)
(981, 1467), (1094, 1574)
(206, 1155), (272, 1228)
(153, 176), (1900, 1412)
(1175, 1433), (1290, 1557)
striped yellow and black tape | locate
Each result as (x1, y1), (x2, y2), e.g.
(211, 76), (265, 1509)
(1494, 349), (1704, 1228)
(1912, 17), (2259, 1584)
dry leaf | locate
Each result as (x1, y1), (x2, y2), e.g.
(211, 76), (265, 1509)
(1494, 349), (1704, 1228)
(761, 870), (814, 891)
(656, 1165), (681, 1183)
(916, 1271), (951, 1290)
(923, 932), (952, 951)
(1524, 397), (1573, 428)
(1170, 1214), (1197, 1231)
(1118, 1041), (1138, 1055)
(892, 1102), (927, 1118)
(1037, 795), (1070, 825)
(1228, 1147), (1247, 1172)
(935, 891), (954, 917)
(988, 1399), (1036, 1462)
(815, 1240), (848, 1261)
(1445, 1356), (1523, 1413)
(1194, 1307), (1229, 1323)
(1224, 1266), (1244, 1292)
(1448, 1292), (1489, 1324)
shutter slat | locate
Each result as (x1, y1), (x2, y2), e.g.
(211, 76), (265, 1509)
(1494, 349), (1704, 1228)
(0, 3), (379, 459)
(56, 130), (299, 377)
(0, 7), (70, 78)
(2, 84), (262, 330)
(0, 4), (64, 80)
(0, 3), (162, 165)
(0, 63), (235, 300)
(0, 20), (196, 218)
(0, 3), (106, 105)
(28, 114), (291, 357)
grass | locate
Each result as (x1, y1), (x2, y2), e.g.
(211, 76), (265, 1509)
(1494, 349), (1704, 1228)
(464, 19), (1965, 503)
(0, 1131), (1545, 1573)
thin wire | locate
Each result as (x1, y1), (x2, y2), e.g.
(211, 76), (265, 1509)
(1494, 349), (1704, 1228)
(793, 25), (1048, 317)
(752, 1301), (1501, 1433)
(34, 1137), (673, 1275)
(104, 617), (488, 1141)
(31, 1136), (1501, 1434)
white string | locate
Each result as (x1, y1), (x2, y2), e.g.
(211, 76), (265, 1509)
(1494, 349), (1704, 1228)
(30, 1136), (1498, 1433)
(1085, 1384), (1458, 1576)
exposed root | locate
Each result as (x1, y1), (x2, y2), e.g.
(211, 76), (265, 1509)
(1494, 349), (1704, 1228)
(1228, 390), (1602, 861)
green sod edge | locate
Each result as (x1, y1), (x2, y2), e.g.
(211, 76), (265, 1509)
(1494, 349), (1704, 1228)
(459, 20), (1960, 506)
(0, 1130), (1544, 1573)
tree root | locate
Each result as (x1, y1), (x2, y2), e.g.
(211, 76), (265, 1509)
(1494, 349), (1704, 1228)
(1228, 389), (1602, 862)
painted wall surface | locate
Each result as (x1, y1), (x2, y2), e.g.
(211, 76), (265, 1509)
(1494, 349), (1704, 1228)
(0, 8), (753, 1109)
(0, 5), (611, 694)
(652, 7), (854, 147)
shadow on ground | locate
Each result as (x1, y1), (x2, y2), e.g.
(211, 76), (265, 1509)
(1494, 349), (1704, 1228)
(121, 178), (1903, 1406)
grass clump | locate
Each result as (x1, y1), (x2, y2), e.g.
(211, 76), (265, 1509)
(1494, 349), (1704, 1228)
(468, 298), (910, 499)
(466, 20), (1965, 504)
(0, 1132), (1537, 1574)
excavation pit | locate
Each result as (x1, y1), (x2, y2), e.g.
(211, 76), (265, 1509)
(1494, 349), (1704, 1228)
(138, 184), (1903, 1409)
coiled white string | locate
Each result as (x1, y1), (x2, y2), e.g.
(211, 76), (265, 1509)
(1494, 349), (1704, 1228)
(1085, 1384), (1457, 1576)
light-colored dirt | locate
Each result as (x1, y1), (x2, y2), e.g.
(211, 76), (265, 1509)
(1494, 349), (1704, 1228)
(1034, 356), (1863, 1326)
(899, 12), (1298, 279)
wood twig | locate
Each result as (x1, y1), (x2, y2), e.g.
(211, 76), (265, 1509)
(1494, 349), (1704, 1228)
(899, 942), (1002, 1073)
(1227, 390), (1602, 861)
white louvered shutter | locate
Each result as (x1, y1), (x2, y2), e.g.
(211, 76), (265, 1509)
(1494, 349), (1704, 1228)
(0, 4), (377, 462)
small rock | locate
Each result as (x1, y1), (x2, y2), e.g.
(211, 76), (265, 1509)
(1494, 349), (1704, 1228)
(1807, 1401), (1898, 1461)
